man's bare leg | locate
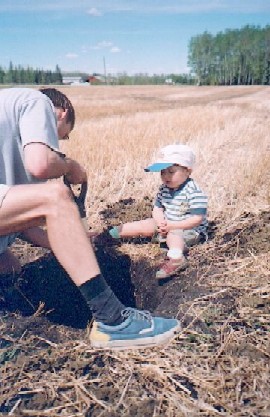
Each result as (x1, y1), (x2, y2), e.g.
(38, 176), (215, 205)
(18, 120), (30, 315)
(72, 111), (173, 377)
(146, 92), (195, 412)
(0, 181), (127, 325)
(0, 182), (100, 285)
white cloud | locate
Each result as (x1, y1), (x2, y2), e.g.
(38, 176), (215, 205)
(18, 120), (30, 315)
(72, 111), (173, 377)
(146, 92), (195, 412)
(65, 53), (78, 59)
(110, 47), (121, 53)
(98, 41), (114, 48)
(81, 46), (88, 54)
(86, 8), (102, 16)
(90, 41), (114, 50)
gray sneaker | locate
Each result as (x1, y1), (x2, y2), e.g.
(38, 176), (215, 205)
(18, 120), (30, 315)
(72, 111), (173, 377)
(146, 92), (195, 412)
(89, 308), (180, 350)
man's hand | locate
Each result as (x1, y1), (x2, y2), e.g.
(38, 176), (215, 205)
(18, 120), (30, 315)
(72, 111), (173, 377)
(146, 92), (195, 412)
(65, 158), (87, 184)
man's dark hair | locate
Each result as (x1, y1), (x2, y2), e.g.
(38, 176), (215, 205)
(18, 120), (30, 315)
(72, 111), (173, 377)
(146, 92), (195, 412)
(39, 88), (75, 129)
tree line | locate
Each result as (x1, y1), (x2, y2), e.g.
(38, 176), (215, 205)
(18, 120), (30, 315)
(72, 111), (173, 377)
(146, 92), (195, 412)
(0, 63), (63, 85)
(108, 72), (194, 85)
(188, 25), (270, 85)
(0, 63), (194, 85)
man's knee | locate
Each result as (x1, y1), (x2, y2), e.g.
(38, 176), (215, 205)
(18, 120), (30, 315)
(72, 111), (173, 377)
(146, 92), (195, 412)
(44, 182), (78, 217)
(44, 182), (71, 205)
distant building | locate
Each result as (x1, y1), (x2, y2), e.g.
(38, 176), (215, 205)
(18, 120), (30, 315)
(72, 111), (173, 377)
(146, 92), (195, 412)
(85, 74), (106, 84)
(62, 73), (108, 85)
(62, 76), (84, 85)
(165, 78), (175, 85)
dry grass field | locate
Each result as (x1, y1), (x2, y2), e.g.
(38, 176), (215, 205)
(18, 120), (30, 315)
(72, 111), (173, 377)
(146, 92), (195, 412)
(0, 85), (269, 416)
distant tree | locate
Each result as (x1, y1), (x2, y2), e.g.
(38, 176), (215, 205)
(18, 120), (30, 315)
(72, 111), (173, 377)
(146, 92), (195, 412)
(0, 63), (64, 85)
(262, 26), (270, 84)
(0, 66), (5, 83)
(188, 32), (214, 84)
(3, 61), (14, 84)
(188, 25), (270, 85)
(53, 65), (63, 84)
(111, 72), (194, 86)
(25, 66), (36, 84)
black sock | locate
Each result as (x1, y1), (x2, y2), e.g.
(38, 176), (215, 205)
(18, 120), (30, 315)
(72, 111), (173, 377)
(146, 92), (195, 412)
(79, 274), (125, 325)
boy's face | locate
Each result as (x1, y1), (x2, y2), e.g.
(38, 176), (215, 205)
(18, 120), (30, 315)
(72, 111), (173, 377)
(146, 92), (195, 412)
(160, 164), (190, 189)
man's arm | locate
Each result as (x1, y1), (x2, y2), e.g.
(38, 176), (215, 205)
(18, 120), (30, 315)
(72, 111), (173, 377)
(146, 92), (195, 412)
(24, 143), (87, 184)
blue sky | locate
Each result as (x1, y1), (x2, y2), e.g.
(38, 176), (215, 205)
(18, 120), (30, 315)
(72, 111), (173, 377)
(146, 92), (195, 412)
(1, 0), (270, 75)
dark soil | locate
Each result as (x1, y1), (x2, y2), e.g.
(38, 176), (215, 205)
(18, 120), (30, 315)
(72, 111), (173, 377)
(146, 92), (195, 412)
(0, 201), (269, 416)
(0, 197), (221, 328)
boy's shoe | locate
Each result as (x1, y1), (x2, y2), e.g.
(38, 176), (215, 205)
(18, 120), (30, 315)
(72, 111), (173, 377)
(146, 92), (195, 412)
(92, 230), (120, 246)
(108, 226), (120, 239)
(89, 307), (180, 350)
(156, 256), (187, 280)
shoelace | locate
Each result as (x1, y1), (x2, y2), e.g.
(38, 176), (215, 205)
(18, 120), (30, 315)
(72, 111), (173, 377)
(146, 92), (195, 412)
(121, 307), (152, 322)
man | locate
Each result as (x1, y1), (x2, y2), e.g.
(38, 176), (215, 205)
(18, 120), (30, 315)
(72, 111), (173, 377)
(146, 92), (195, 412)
(0, 87), (180, 349)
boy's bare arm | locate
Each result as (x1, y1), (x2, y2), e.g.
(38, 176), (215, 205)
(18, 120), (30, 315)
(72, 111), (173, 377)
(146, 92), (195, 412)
(152, 206), (166, 225)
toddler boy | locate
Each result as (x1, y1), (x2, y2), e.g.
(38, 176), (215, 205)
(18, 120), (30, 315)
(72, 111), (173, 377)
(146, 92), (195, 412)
(109, 144), (208, 280)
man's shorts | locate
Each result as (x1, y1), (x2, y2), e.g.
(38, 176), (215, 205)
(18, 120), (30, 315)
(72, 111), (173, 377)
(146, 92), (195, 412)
(0, 184), (10, 208)
(0, 184), (18, 254)
(0, 234), (18, 255)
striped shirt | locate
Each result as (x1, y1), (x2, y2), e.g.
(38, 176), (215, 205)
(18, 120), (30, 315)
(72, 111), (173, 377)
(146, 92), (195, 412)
(154, 178), (208, 236)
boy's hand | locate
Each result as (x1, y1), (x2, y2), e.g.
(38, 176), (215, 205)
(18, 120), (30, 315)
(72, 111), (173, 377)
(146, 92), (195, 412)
(156, 220), (168, 236)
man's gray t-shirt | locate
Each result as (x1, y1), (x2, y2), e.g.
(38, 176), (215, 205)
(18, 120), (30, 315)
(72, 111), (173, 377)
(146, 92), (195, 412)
(0, 88), (60, 252)
(0, 87), (59, 187)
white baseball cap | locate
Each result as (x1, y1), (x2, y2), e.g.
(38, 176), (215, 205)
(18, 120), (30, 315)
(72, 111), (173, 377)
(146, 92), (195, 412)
(145, 144), (195, 172)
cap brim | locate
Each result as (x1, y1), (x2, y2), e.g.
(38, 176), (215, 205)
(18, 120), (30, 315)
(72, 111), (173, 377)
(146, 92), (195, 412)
(144, 162), (174, 172)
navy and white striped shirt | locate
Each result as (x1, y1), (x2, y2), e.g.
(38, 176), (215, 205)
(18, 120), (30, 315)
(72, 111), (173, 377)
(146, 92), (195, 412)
(154, 178), (208, 236)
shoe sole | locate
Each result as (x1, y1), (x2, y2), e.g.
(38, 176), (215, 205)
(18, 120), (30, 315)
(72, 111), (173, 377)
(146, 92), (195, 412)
(155, 264), (187, 280)
(90, 321), (181, 350)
